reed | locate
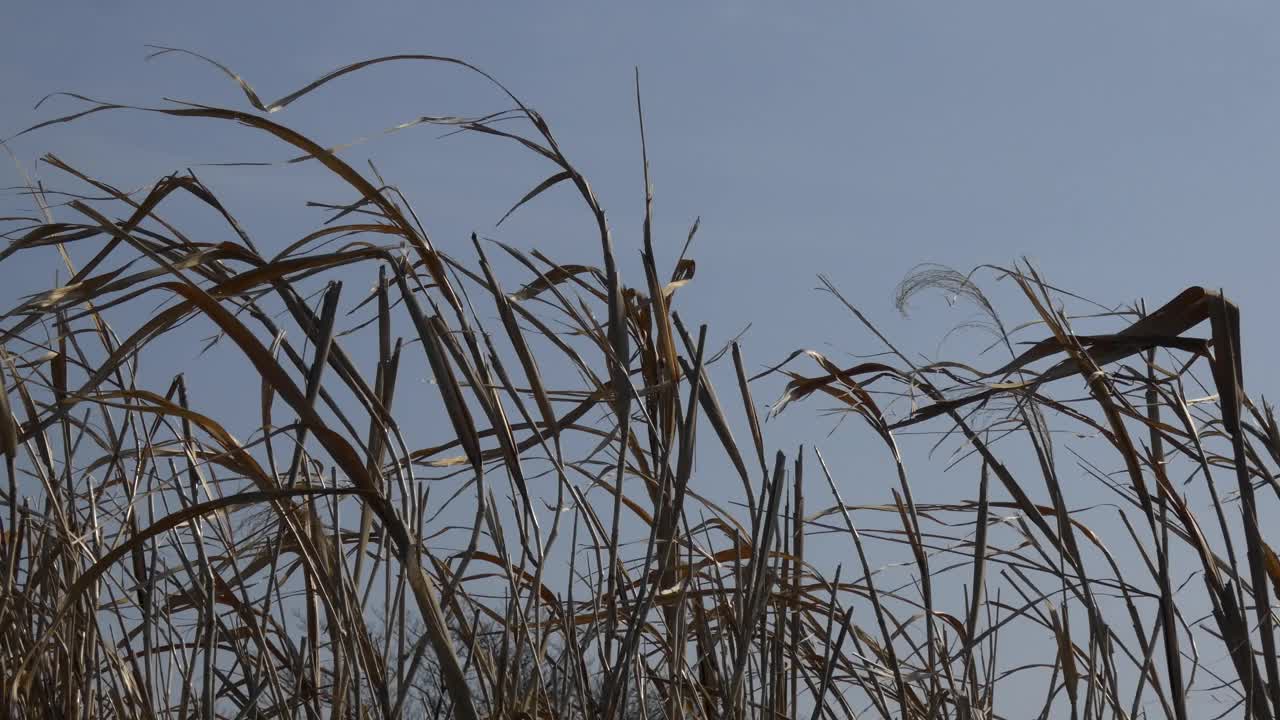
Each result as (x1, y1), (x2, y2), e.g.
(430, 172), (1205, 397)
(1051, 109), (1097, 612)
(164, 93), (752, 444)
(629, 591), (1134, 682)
(0, 52), (1276, 719)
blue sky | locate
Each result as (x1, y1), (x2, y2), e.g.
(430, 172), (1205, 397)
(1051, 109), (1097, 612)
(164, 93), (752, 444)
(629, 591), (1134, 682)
(7, 3), (1280, 375)
(3, 3), (1279, 714)
(7, 0), (1280, 340)
(5, 0), (1279, 491)
(7, 4), (1280, 343)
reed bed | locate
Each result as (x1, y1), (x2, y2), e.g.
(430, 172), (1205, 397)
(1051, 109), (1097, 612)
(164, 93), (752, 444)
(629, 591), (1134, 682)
(0, 52), (1277, 719)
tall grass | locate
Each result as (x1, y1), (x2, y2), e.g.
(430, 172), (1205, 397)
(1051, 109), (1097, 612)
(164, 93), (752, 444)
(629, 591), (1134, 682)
(1, 52), (1277, 719)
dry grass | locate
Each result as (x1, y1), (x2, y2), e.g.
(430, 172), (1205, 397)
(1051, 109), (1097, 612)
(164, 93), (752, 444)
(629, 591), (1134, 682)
(1, 52), (1278, 719)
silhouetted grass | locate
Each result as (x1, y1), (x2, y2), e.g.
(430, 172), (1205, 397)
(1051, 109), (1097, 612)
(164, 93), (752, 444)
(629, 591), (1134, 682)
(1, 52), (1277, 719)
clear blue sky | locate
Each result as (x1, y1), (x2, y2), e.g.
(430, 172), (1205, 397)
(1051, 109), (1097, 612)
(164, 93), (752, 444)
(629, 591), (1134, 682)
(6, 0), (1280, 489)
(6, 2), (1280, 379)
(3, 3), (1278, 714)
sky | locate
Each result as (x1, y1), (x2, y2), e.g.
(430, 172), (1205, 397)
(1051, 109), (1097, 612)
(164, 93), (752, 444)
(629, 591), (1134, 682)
(5, 1), (1280, 434)
(6, 3), (1280, 378)
(3, 2), (1280, 715)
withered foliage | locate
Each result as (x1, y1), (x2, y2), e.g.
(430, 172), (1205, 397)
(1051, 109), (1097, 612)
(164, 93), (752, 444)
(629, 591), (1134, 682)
(1, 53), (1277, 720)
